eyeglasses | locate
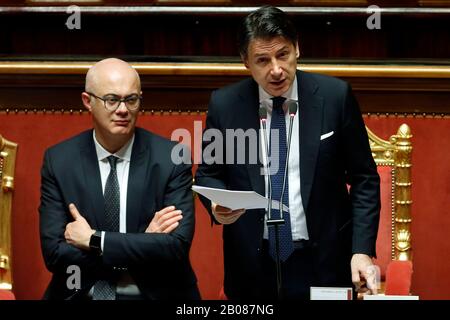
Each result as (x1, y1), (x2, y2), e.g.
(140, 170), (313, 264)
(86, 92), (142, 111)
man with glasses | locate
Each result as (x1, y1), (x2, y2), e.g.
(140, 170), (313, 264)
(39, 58), (199, 300)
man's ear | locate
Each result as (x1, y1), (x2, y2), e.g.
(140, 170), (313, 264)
(241, 54), (250, 69)
(295, 42), (300, 59)
(81, 92), (92, 112)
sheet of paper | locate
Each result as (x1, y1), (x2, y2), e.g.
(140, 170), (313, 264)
(310, 287), (353, 300)
(192, 185), (289, 212)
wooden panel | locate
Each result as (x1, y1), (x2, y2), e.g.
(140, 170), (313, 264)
(2, 1), (448, 6)
(26, 0), (103, 3)
(0, 7), (449, 59)
(290, 0), (367, 5)
(419, 0), (450, 6)
(156, 0), (231, 4)
(0, 62), (449, 114)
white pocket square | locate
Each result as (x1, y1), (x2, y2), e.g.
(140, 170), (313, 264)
(320, 131), (334, 141)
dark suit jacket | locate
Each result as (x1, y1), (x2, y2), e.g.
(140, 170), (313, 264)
(39, 127), (199, 300)
(195, 70), (380, 299)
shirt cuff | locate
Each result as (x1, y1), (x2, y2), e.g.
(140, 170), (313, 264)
(101, 231), (105, 251)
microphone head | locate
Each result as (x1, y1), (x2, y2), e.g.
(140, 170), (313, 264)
(287, 100), (298, 116)
(259, 105), (268, 120)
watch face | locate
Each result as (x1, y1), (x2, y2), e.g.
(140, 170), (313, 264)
(90, 233), (101, 251)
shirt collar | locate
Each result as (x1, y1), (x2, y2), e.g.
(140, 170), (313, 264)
(93, 130), (134, 162)
(258, 75), (298, 112)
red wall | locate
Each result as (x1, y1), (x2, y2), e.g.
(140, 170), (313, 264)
(0, 112), (449, 299)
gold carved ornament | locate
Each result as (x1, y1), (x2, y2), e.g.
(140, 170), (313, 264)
(0, 134), (18, 290)
(366, 124), (413, 262)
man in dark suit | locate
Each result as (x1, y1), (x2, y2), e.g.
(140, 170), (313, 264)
(39, 58), (199, 300)
(195, 6), (380, 300)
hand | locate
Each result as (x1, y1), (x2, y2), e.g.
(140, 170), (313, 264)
(146, 206), (183, 233)
(211, 202), (245, 225)
(351, 253), (379, 295)
(65, 203), (95, 250)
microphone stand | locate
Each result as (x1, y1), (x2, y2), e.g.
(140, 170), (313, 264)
(263, 101), (298, 301)
(260, 106), (283, 300)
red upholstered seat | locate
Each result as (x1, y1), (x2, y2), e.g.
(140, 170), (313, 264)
(385, 260), (413, 296)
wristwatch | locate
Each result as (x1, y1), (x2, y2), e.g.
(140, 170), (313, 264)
(89, 231), (102, 255)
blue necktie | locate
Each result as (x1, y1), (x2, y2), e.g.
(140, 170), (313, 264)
(268, 96), (294, 262)
(93, 155), (119, 300)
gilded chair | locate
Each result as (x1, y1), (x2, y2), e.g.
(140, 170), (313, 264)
(367, 124), (413, 294)
(0, 134), (17, 298)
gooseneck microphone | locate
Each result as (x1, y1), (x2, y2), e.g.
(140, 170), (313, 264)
(279, 100), (298, 219)
(259, 105), (273, 219)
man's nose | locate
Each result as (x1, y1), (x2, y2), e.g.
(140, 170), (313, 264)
(115, 101), (129, 114)
(270, 59), (282, 77)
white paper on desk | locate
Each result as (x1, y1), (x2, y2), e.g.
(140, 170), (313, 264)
(310, 287), (353, 300)
(192, 185), (289, 212)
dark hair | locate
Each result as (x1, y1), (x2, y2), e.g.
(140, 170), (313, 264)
(238, 6), (298, 58)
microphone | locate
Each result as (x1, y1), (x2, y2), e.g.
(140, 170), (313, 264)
(279, 100), (298, 219)
(259, 104), (273, 220)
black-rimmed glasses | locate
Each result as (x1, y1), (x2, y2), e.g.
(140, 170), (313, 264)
(86, 92), (142, 111)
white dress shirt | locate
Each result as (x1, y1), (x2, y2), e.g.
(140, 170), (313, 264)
(259, 76), (309, 241)
(93, 131), (140, 296)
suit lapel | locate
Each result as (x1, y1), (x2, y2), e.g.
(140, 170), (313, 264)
(298, 71), (323, 212)
(126, 129), (147, 233)
(241, 80), (265, 196)
(79, 131), (105, 229)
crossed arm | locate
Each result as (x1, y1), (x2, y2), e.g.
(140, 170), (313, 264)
(64, 203), (182, 251)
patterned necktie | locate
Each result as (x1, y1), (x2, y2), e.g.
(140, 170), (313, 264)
(104, 156), (120, 233)
(268, 96), (294, 262)
(93, 155), (120, 300)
